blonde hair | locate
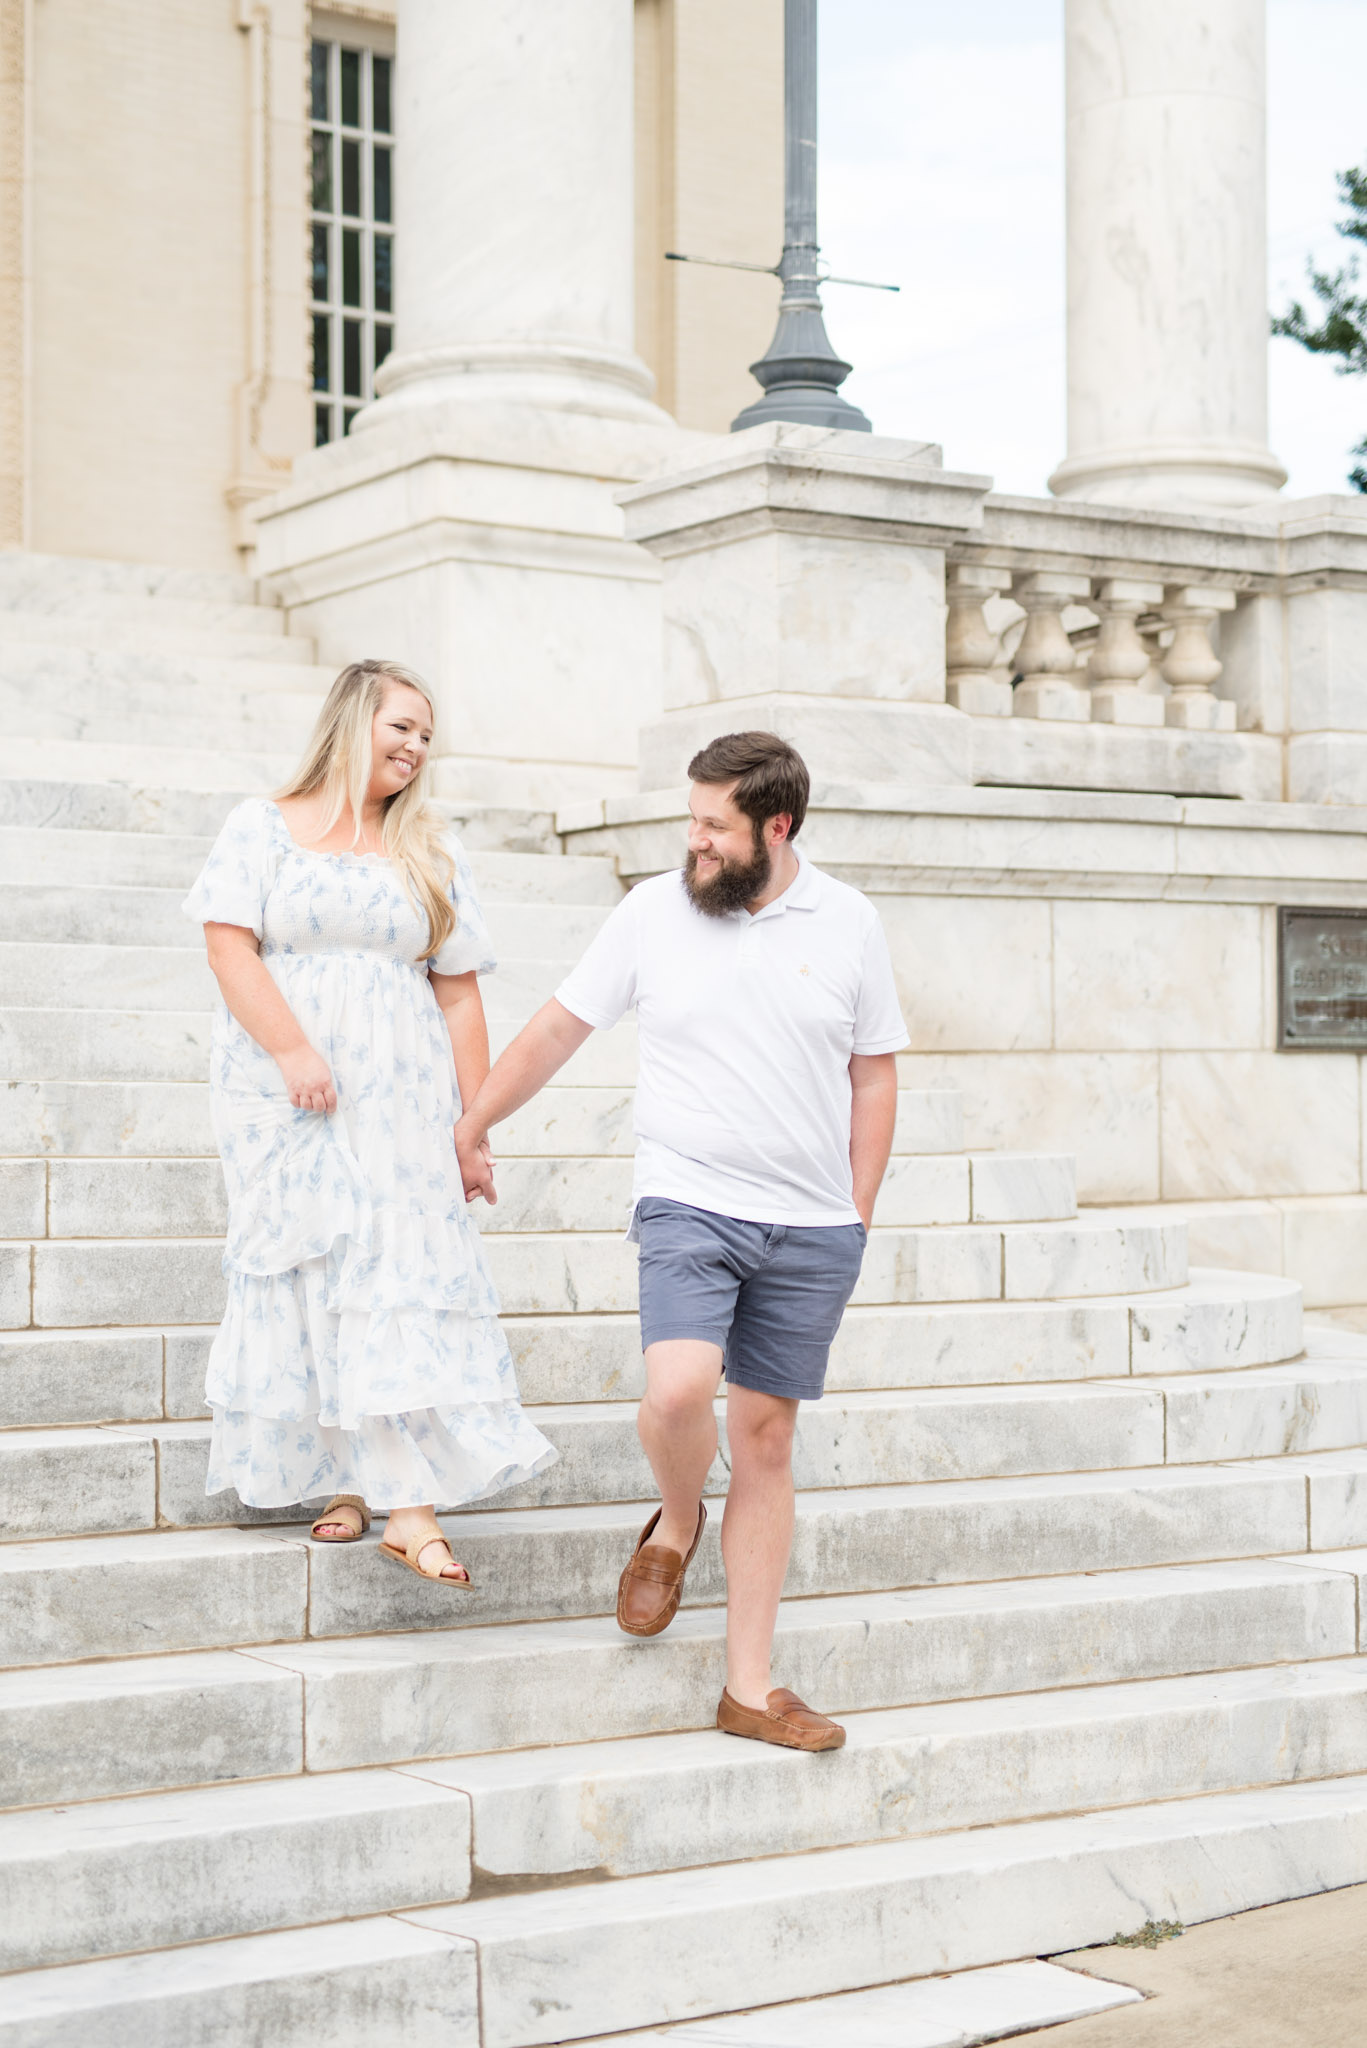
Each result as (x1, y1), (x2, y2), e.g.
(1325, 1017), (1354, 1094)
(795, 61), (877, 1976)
(276, 659), (456, 960)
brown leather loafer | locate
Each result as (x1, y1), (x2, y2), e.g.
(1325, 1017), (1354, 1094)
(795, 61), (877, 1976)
(716, 1686), (846, 1751)
(616, 1502), (707, 1637)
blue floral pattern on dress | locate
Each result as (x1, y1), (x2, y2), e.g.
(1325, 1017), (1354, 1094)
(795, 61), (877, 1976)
(182, 798), (556, 1510)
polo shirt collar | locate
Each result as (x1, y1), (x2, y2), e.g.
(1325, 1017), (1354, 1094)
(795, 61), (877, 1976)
(748, 848), (821, 922)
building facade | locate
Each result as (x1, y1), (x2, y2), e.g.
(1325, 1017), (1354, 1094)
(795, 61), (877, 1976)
(0, 0), (783, 569)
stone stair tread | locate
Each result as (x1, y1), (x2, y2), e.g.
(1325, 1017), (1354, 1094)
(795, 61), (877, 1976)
(0, 1648), (304, 1810)
(0, 1767), (471, 1974)
(0, 611), (310, 661)
(394, 1655), (1367, 1882)
(0, 1914), (475, 2046)
(398, 1773), (1367, 2047)
(5, 1556), (1353, 1773)
(0, 552), (265, 609)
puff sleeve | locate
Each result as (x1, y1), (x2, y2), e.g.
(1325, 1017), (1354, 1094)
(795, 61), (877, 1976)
(182, 799), (280, 938)
(429, 831), (497, 977)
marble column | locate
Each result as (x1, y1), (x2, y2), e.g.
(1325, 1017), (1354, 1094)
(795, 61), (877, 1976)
(1048, 0), (1286, 510)
(363, 0), (665, 425)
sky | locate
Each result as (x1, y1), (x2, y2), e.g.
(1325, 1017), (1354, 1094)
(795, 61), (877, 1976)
(817, 0), (1367, 498)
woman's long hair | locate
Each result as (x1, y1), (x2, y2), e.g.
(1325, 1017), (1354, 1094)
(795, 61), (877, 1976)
(275, 659), (456, 960)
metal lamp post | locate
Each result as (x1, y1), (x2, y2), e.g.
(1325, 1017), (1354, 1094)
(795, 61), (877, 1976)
(731, 0), (871, 433)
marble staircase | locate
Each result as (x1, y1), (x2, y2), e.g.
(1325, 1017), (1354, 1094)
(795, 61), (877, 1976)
(4, 557), (1367, 2045)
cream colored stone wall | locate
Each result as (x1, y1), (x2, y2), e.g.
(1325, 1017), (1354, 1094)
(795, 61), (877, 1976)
(25, 0), (314, 570)
(634, 0), (783, 432)
(0, 0), (28, 548)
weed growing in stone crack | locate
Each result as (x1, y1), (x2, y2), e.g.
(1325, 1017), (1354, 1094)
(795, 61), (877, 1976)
(1112, 1919), (1185, 1949)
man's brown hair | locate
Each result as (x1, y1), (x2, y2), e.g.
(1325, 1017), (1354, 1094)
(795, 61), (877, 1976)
(687, 730), (810, 841)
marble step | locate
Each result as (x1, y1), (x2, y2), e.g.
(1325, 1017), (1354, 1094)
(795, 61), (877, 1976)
(113, 1379), (1176, 1528)
(500, 1272), (1301, 1403)
(399, 1772), (1367, 2047)
(13, 1213), (1186, 1330)
(0, 610), (308, 661)
(0, 941), (569, 1015)
(0, 737), (296, 793)
(31, 1151), (1066, 1239)
(0, 1526), (308, 1668)
(0, 1080), (961, 1161)
(0, 882), (613, 956)
(401, 1657), (1367, 1887)
(0, 809), (621, 903)
(1, 1649), (305, 1809)
(0, 1273), (1302, 1430)
(0, 679), (324, 755)
(5, 1544), (1352, 1765)
(9, 1636), (1367, 1879)
(0, 1915), (478, 2048)
(0, 550), (263, 611)
(0, 1005), (638, 1087)
(0, 640), (330, 702)
(1, 1454), (1322, 1616)
(0, 1081), (215, 1158)
(0, 1769), (472, 1974)
(1151, 1350), (1367, 1462)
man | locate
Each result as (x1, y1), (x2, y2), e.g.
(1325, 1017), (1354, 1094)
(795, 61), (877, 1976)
(454, 731), (908, 1751)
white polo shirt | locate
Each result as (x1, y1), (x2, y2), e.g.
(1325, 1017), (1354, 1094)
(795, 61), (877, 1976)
(555, 851), (910, 1229)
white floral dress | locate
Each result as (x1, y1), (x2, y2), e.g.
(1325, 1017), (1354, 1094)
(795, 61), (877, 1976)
(182, 798), (556, 1511)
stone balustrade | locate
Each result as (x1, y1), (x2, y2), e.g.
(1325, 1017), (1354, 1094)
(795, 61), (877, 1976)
(618, 424), (1367, 807)
(947, 562), (1241, 735)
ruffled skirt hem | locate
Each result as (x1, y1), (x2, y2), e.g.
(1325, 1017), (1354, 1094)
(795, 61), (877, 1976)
(207, 1400), (557, 1511)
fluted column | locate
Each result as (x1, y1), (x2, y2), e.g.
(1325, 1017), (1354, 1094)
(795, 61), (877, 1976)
(1049, 0), (1285, 510)
(362, 0), (666, 426)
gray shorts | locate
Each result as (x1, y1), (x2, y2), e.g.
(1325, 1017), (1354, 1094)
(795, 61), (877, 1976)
(634, 1196), (867, 1402)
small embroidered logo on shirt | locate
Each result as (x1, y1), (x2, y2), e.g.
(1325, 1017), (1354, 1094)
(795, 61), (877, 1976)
(798, 964), (810, 976)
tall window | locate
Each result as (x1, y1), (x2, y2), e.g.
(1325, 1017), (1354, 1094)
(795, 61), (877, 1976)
(310, 38), (394, 444)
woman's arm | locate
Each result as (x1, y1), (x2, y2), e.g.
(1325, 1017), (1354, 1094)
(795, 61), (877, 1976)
(849, 1051), (899, 1230)
(453, 998), (594, 1204)
(203, 922), (336, 1113)
(429, 969), (490, 1117)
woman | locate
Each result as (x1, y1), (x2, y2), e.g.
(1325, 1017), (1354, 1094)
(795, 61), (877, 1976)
(183, 658), (554, 1583)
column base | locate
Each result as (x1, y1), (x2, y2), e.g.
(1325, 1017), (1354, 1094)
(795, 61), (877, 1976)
(1048, 442), (1288, 512)
(364, 340), (675, 431)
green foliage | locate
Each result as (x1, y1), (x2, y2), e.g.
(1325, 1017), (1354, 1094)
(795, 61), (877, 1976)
(1273, 162), (1367, 491)
(1112, 1918), (1185, 1949)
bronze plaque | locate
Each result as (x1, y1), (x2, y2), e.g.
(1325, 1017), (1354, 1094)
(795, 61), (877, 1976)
(1278, 906), (1367, 1049)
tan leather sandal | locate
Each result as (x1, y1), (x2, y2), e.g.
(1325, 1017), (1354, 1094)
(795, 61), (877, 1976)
(310, 1494), (370, 1542)
(377, 1519), (473, 1587)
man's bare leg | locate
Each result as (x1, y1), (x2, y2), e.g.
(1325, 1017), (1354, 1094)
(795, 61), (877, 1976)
(638, 1339), (723, 1555)
(720, 1384), (799, 1709)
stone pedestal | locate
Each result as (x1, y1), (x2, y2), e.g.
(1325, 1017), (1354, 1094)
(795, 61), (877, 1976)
(1049, 0), (1286, 511)
(251, 0), (697, 807)
(617, 424), (990, 789)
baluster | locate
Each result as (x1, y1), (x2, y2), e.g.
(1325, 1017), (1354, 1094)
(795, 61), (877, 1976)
(1161, 585), (1238, 730)
(1011, 571), (1092, 721)
(1087, 578), (1166, 725)
(945, 564), (1014, 716)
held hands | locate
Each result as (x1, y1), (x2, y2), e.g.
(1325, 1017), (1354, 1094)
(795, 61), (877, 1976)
(454, 1116), (498, 1205)
(276, 1044), (337, 1115)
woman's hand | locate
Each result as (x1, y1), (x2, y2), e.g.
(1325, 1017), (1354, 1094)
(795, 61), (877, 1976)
(454, 1117), (497, 1204)
(276, 1044), (337, 1114)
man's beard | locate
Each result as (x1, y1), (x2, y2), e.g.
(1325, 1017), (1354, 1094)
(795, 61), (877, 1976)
(683, 834), (771, 917)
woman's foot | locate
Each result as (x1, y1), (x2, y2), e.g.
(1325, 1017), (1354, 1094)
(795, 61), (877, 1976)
(310, 1495), (369, 1542)
(381, 1506), (470, 1581)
